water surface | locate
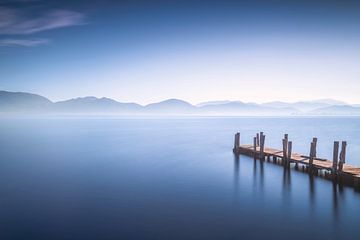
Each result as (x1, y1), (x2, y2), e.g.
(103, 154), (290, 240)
(0, 117), (359, 240)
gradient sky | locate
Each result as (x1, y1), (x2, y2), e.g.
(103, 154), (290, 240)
(1, 0), (360, 104)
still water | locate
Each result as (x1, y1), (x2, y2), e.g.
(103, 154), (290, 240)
(0, 117), (359, 240)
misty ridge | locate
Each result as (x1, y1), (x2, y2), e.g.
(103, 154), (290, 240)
(1, 90), (360, 116)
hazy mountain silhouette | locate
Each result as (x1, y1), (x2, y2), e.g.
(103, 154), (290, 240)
(198, 101), (298, 115)
(54, 97), (142, 113)
(262, 99), (348, 112)
(144, 99), (196, 114)
(0, 90), (52, 112)
(0, 90), (359, 116)
(309, 105), (360, 115)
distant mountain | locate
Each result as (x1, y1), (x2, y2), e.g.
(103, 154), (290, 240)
(0, 90), (52, 112)
(309, 105), (360, 115)
(144, 99), (196, 114)
(198, 101), (298, 115)
(54, 97), (142, 113)
(0, 90), (359, 116)
(196, 100), (232, 107)
(262, 99), (348, 112)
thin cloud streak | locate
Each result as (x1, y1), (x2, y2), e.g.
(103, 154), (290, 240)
(0, 38), (49, 46)
(0, 7), (85, 35)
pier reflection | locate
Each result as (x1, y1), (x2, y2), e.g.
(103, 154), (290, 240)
(233, 154), (240, 202)
(232, 154), (350, 226)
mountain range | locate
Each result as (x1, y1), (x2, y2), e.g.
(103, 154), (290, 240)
(1, 90), (360, 116)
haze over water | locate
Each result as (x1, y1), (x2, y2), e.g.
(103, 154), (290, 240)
(0, 117), (359, 240)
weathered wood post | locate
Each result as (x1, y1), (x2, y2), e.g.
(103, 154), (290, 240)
(309, 141), (315, 170)
(332, 141), (339, 175)
(287, 141), (292, 168)
(233, 132), (240, 153)
(259, 132), (265, 160)
(282, 138), (288, 165)
(256, 133), (260, 146)
(253, 137), (257, 159)
(312, 137), (318, 157)
(338, 141), (347, 172)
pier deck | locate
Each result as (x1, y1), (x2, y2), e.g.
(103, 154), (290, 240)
(233, 132), (360, 189)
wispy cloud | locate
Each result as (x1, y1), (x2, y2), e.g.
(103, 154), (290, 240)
(0, 38), (49, 46)
(0, 7), (85, 34)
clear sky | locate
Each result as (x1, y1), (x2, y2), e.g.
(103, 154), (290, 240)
(1, 0), (360, 104)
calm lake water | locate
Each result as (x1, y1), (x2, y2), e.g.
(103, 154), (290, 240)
(0, 117), (359, 240)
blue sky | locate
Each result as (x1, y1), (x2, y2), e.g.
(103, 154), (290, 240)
(1, 0), (360, 104)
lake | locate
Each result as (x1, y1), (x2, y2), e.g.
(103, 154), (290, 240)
(0, 117), (359, 240)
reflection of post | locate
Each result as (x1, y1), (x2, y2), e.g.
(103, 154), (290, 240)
(332, 182), (339, 223)
(282, 166), (291, 202)
(233, 154), (240, 189)
(260, 160), (264, 190)
(283, 165), (291, 190)
(309, 173), (315, 217)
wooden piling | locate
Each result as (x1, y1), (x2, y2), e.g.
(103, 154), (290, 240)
(287, 141), (292, 167)
(338, 141), (347, 172)
(260, 132), (265, 160)
(256, 133), (260, 147)
(312, 137), (318, 157)
(309, 142), (315, 167)
(253, 137), (257, 158)
(233, 132), (240, 153)
(233, 132), (360, 190)
(332, 141), (339, 174)
(282, 138), (288, 165)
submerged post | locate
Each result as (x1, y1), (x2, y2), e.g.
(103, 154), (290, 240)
(338, 141), (347, 172)
(332, 141), (339, 174)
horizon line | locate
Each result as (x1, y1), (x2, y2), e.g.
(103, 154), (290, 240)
(1, 90), (359, 106)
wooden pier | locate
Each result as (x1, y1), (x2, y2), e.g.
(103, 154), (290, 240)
(233, 132), (360, 190)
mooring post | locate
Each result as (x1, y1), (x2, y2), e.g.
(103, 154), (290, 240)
(332, 141), (339, 175)
(253, 137), (257, 159)
(312, 137), (318, 157)
(309, 141), (315, 168)
(260, 132), (265, 160)
(338, 141), (347, 172)
(233, 132), (240, 153)
(282, 138), (288, 165)
(256, 133), (260, 146)
(287, 141), (292, 168)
